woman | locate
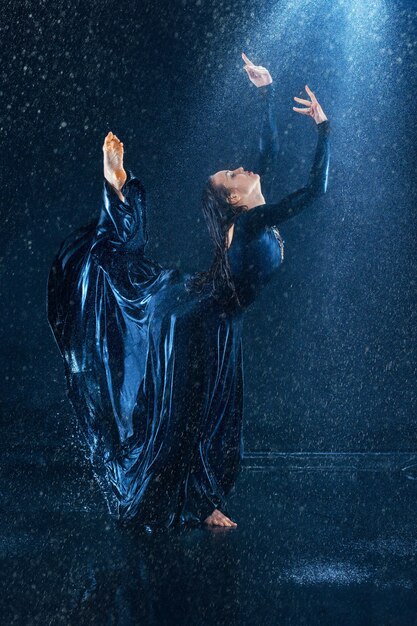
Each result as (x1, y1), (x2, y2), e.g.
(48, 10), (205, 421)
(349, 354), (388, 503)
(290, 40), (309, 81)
(47, 52), (330, 530)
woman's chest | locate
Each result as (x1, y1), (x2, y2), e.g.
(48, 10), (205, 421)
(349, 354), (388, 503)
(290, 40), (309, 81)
(228, 226), (284, 283)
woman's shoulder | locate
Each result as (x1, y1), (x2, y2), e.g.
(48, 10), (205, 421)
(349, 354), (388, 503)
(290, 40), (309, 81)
(233, 204), (271, 235)
(232, 209), (284, 255)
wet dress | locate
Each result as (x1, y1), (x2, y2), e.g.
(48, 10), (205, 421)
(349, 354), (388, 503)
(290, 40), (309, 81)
(47, 83), (331, 528)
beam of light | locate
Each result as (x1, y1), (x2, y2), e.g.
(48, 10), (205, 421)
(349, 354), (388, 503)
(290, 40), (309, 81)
(340, 0), (391, 108)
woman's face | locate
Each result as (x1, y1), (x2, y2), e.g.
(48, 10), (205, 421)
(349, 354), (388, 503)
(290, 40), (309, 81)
(211, 166), (261, 206)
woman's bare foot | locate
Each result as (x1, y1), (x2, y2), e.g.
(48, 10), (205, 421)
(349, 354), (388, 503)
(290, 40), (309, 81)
(103, 131), (127, 201)
(203, 508), (237, 527)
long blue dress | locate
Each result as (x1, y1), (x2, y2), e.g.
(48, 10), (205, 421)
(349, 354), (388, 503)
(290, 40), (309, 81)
(47, 84), (331, 528)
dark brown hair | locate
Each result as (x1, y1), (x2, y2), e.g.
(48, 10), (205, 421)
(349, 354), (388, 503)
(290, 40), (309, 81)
(184, 177), (248, 310)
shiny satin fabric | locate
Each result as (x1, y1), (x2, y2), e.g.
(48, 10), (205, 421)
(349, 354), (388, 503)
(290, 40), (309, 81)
(47, 170), (245, 527)
(47, 83), (330, 528)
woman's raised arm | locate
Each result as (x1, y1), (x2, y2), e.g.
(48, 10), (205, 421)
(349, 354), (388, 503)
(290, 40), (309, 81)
(242, 85), (330, 230)
(242, 52), (280, 200)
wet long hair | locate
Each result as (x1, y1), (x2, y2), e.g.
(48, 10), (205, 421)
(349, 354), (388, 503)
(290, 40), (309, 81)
(184, 176), (247, 310)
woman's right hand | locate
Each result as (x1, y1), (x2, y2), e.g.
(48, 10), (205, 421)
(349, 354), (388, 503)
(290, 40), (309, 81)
(241, 51), (273, 88)
(293, 85), (328, 124)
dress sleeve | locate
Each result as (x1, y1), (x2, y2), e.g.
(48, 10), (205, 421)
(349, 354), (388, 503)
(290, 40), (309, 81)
(250, 82), (280, 201)
(242, 119), (330, 231)
(96, 168), (149, 252)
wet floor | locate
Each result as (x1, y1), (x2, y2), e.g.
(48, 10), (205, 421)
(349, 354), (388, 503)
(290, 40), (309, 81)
(2, 419), (417, 625)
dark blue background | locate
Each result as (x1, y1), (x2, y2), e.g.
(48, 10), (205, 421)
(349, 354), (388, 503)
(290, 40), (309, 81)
(1, 0), (416, 452)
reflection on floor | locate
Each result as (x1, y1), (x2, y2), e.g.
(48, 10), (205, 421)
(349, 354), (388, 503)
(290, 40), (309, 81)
(2, 419), (417, 625)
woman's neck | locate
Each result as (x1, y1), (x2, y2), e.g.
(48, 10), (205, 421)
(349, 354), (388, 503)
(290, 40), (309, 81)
(244, 191), (266, 211)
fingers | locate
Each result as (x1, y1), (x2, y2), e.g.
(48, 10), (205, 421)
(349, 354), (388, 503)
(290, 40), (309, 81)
(244, 64), (267, 73)
(244, 66), (256, 79)
(293, 96), (311, 106)
(292, 106), (311, 115)
(244, 66), (257, 78)
(293, 86), (319, 116)
(242, 51), (255, 66)
(242, 52), (267, 73)
(305, 84), (317, 102)
(244, 65), (267, 79)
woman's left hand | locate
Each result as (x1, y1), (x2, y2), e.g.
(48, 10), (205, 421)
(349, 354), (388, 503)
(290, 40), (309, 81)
(242, 52), (273, 88)
(293, 85), (328, 124)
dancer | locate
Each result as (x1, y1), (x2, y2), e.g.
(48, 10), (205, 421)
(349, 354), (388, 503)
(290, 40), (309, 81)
(47, 52), (330, 529)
